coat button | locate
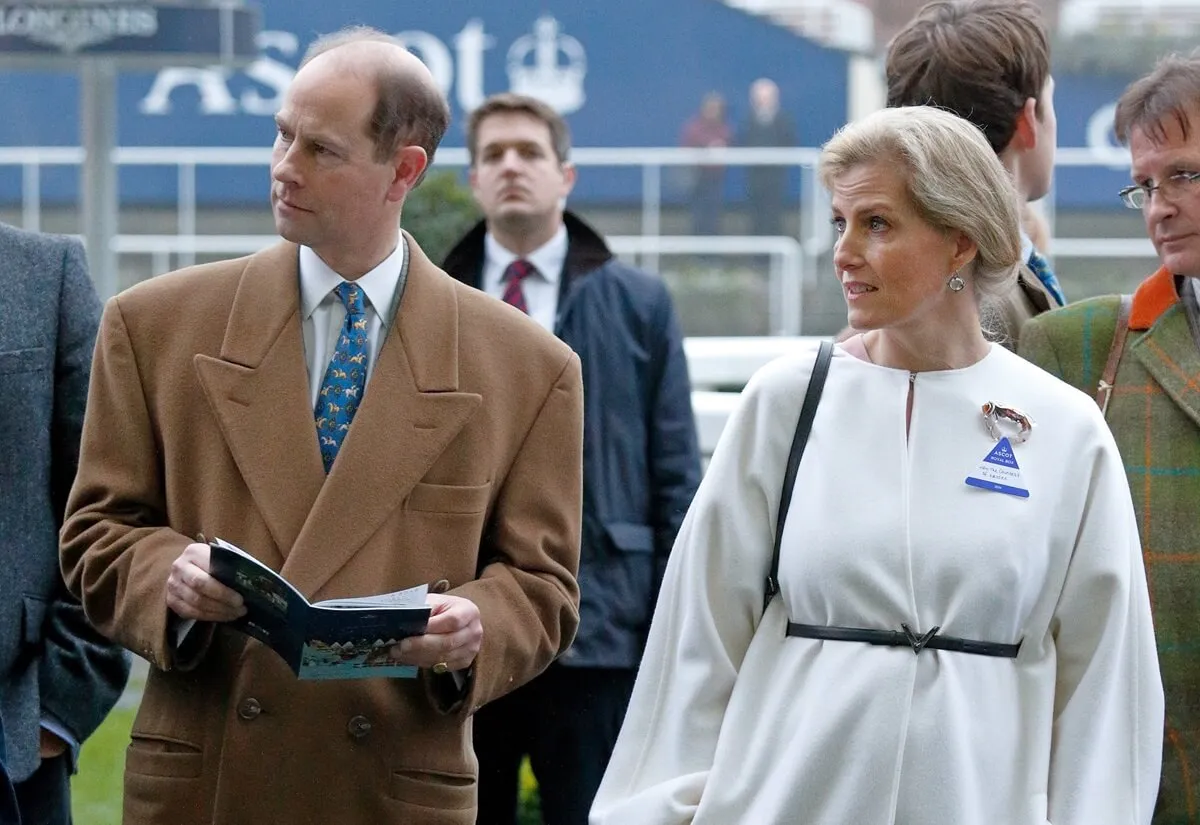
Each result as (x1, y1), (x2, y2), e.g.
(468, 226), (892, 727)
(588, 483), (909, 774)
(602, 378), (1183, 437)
(237, 698), (262, 720)
(347, 715), (372, 739)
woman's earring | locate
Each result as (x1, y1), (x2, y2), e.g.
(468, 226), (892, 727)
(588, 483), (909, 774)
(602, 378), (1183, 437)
(947, 272), (966, 292)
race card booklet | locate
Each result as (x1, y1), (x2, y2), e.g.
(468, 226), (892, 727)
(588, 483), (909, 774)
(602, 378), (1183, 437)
(207, 537), (432, 680)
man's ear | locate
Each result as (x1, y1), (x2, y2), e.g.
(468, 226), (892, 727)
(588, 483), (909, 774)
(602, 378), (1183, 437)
(1010, 97), (1040, 152)
(559, 162), (578, 199)
(467, 165), (483, 202)
(388, 145), (429, 201)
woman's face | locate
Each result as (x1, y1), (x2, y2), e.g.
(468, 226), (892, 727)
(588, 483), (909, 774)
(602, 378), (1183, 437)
(830, 161), (975, 334)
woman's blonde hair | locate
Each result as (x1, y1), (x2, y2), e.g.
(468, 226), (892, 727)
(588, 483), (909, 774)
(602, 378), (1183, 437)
(817, 105), (1021, 302)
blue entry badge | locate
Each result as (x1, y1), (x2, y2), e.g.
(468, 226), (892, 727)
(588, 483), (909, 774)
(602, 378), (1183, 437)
(965, 437), (1030, 498)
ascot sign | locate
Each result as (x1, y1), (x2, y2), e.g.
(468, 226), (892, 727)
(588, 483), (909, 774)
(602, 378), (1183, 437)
(138, 14), (588, 117)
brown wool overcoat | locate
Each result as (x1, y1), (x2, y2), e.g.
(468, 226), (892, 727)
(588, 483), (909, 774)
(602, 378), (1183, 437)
(59, 235), (583, 824)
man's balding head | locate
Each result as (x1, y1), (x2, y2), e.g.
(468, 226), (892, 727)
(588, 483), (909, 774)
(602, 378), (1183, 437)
(300, 26), (450, 166)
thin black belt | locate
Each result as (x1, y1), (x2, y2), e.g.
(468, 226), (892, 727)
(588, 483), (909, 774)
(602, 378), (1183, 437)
(786, 621), (1021, 659)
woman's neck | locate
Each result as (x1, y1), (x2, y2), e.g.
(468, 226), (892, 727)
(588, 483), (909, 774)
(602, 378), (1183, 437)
(862, 324), (990, 373)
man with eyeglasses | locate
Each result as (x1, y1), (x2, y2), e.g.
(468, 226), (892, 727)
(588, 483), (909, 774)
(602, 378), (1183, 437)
(1020, 52), (1200, 823)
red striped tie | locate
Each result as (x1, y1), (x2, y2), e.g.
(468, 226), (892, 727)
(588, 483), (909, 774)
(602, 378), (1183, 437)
(501, 259), (536, 314)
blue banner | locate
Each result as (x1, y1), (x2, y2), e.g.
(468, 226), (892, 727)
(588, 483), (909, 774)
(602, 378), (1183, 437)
(1052, 72), (1137, 210)
(0, 0), (1146, 210)
(0, 0), (848, 205)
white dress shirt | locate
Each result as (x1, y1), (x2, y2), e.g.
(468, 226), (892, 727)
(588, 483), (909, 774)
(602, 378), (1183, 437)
(299, 238), (406, 410)
(481, 225), (568, 333)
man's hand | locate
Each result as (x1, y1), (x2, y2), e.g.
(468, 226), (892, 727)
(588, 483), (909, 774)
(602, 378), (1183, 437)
(165, 543), (246, 622)
(390, 594), (482, 673)
(38, 729), (67, 759)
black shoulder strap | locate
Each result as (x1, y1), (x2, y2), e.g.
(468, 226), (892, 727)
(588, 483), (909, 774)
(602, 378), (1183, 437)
(764, 339), (834, 614)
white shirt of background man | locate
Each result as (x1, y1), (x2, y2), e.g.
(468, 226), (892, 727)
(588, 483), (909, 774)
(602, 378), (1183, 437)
(481, 224), (568, 333)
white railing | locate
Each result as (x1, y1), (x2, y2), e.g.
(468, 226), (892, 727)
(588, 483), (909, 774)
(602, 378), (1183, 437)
(685, 336), (821, 459)
(684, 335), (814, 389)
(608, 235), (803, 335)
(0, 146), (1154, 457)
(111, 232), (807, 334)
(0, 144), (1160, 296)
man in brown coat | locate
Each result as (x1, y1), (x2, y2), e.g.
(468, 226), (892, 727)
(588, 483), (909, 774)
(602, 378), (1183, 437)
(59, 26), (584, 825)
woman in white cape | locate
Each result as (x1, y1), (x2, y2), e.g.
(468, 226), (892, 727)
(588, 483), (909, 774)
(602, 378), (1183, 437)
(589, 106), (1163, 825)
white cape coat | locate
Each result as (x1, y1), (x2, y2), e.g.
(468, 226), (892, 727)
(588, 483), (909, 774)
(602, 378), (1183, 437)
(591, 342), (1162, 825)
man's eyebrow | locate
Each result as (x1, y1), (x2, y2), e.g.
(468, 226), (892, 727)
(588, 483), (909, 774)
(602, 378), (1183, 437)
(481, 139), (542, 152)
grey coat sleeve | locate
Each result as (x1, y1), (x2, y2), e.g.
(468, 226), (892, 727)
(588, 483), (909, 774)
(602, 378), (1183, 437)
(41, 239), (130, 749)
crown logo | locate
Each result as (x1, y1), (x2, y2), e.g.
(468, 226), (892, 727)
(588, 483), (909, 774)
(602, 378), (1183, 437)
(506, 16), (586, 115)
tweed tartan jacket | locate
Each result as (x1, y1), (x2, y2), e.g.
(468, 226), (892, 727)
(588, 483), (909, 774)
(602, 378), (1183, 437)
(1020, 266), (1200, 825)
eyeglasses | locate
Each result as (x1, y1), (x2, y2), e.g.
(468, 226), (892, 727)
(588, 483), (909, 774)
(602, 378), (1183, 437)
(1119, 171), (1200, 209)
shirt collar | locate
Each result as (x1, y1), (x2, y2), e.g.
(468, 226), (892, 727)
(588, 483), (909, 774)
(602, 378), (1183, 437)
(299, 237), (406, 324)
(484, 224), (568, 285)
(1130, 265), (1179, 330)
(1178, 275), (1200, 347)
(1019, 230), (1033, 266)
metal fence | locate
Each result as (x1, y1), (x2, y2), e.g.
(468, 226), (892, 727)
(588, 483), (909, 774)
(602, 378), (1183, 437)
(0, 144), (1160, 323)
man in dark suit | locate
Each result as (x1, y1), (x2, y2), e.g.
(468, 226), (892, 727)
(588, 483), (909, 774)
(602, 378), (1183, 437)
(444, 92), (702, 825)
(0, 223), (131, 824)
(0, 710), (22, 825)
(60, 28), (583, 825)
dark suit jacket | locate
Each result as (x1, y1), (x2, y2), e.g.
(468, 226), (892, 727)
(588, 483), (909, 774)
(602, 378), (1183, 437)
(60, 235), (583, 824)
(444, 213), (702, 668)
(739, 112), (796, 203)
(0, 711), (19, 825)
(0, 223), (129, 784)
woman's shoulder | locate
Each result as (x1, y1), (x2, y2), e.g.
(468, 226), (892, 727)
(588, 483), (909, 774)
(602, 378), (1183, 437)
(988, 344), (1113, 439)
(991, 344), (1102, 410)
(743, 339), (836, 401)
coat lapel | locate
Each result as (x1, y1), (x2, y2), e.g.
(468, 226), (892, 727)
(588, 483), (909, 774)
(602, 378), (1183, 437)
(193, 242), (325, 564)
(1131, 302), (1200, 432)
(1017, 265), (1054, 314)
(282, 235), (481, 599)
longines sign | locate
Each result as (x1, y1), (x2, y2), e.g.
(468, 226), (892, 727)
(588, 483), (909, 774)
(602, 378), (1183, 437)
(0, 2), (258, 63)
(0, 6), (158, 52)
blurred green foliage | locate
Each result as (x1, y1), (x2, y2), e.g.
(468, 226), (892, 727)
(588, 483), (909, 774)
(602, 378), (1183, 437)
(519, 757), (542, 823)
(71, 703), (134, 824)
(402, 169), (481, 266)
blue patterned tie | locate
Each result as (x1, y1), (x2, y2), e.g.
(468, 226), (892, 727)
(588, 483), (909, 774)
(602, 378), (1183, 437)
(1026, 249), (1066, 307)
(315, 282), (369, 473)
